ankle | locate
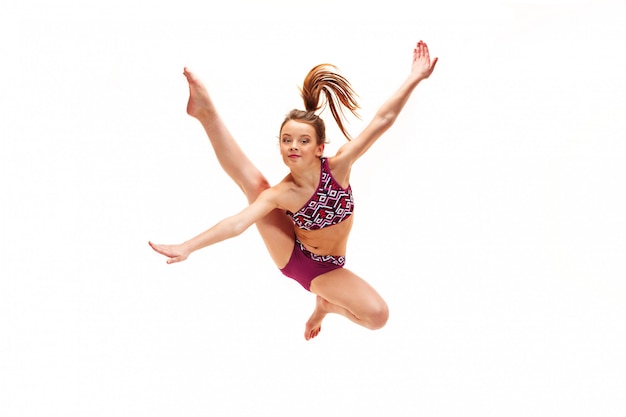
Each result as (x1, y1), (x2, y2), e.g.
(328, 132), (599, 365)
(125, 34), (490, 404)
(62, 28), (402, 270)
(197, 110), (221, 127)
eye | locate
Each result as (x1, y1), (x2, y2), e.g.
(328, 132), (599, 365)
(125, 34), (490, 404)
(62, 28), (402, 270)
(300, 138), (310, 144)
(281, 137), (292, 144)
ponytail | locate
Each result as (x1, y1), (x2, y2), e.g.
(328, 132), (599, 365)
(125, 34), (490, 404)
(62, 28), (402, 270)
(300, 64), (360, 141)
(281, 64), (360, 144)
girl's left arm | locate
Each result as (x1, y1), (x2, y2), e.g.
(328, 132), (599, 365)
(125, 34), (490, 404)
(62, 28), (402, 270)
(335, 40), (438, 165)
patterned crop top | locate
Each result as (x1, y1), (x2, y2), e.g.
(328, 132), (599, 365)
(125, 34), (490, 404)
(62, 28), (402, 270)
(286, 158), (354, 231)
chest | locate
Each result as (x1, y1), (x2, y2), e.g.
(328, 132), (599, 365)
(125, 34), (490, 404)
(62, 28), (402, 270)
(286, 174), (354, 230)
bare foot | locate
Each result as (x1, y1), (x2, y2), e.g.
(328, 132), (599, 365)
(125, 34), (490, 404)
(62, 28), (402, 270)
(305, 296), (330, 340)
(183, 67), (215, 120)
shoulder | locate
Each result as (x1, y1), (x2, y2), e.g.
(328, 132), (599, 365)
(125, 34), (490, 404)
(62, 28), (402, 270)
(326, 153), (352, 188)
(261, 177), (298, 210)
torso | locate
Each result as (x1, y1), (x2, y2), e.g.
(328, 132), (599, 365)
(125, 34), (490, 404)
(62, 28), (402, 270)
(294, 215), (353, 256)
(280, 157), (354, 256)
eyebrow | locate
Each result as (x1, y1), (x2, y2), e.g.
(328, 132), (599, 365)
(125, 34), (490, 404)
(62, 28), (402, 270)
(281, 133), (312, 139)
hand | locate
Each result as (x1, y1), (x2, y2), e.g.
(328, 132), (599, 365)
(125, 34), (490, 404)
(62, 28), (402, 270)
(411, 40), (438, 81)
(149, 241), (190, 264)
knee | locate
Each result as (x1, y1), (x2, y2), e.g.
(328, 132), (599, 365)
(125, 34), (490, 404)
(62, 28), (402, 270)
(255, 175), (271, 192)
(365, 301), (389, 330)
(243, 175), (271, 202)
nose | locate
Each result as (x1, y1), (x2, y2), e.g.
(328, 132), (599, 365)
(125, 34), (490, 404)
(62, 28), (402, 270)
(289, 142), (298, 151)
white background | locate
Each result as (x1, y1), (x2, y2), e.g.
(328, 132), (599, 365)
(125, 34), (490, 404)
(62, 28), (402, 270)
(1, 1), (625, 416)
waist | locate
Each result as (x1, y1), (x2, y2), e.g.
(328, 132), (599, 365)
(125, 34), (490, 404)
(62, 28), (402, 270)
(293, 215), (353, 256)
(295, 239), (345, 266)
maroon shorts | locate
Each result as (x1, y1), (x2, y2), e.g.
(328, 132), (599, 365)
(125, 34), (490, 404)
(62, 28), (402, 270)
(279, 240), (345, 291)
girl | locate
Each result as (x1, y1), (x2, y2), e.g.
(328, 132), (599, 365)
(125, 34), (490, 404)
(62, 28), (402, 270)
(150, 40), (437, 340)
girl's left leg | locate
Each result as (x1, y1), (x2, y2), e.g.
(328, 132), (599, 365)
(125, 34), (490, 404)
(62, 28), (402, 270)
(306, 269), (389, 340)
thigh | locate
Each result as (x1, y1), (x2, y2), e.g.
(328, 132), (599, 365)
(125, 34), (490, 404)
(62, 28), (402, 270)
(255, 208), (296, 269)
(310, 268), (387, 318)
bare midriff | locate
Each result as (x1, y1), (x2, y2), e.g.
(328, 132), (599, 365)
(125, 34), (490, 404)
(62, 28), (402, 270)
(294, 214), (353, 256)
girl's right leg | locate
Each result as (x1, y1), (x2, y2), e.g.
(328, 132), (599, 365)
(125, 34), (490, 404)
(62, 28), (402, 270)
(184, 67), (294, 268)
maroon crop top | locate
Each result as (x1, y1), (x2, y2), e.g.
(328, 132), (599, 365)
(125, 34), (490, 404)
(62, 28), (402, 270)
(286, 158), (354, 231)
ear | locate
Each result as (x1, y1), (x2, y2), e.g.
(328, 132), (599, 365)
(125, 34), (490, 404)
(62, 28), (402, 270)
(316, 143), (325, 157)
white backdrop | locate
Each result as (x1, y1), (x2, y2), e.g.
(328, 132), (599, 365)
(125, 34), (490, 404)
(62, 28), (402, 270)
(1, 1), (625, 416)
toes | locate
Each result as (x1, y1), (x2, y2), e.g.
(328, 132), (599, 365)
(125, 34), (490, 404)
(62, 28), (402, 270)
(304, 326), (321, 340)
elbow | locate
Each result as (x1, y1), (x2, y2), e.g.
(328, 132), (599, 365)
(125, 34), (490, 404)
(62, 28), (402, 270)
(230, 217), (251, 237)
(216, 217), (248, 240)
(228, 220), (245, 238)
(377, 113), (396, 130)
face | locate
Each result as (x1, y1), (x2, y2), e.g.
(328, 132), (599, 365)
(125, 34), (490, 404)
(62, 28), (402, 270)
(279, 120), (324, 166)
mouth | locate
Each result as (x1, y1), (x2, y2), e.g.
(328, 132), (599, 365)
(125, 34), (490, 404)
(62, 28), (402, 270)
(288, 154), (300, 159)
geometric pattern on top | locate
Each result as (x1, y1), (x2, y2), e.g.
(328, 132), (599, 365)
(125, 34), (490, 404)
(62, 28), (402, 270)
(286, 158), (354, 231)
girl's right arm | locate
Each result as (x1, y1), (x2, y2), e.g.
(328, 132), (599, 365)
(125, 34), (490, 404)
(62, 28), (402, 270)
(149, 188), (280, 264)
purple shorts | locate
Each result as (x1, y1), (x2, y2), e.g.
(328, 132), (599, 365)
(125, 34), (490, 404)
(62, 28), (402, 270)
(279, 240), (345, 291)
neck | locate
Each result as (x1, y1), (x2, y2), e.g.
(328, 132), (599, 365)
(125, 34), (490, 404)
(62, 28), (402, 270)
(288, 157), (322, 187)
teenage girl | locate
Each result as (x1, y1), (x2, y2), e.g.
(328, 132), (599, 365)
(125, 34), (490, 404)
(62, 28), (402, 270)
(150, 40), (437, 340)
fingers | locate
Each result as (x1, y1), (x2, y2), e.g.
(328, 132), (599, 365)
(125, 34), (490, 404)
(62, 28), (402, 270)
(413, 41), (422, 59)
(149, 241), (189, 264)
(166, 256), (183, 264)
(149, 241), (175, 258)
(148, 241), (167, 256)
(430, 56), (439, 71)
(416, 40), (430, 57)
(413, 40), (430, 61)
(422, 41), (430, 61)
(412, 40), (438, 78)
